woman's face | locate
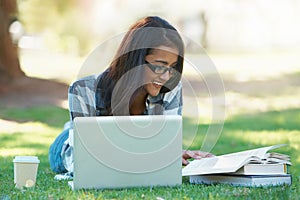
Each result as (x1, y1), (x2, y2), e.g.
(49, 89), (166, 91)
(144, 46), (179, 97)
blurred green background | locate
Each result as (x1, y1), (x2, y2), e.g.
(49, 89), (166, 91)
(11, 0), (300, 82)
(0, 0), (299, 199)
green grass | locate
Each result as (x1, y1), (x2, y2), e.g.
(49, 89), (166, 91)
(0, 106), (299, 199)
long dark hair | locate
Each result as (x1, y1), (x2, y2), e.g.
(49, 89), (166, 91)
(99, 16), (184, 115)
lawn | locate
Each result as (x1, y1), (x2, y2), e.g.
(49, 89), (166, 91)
(1, 50), (300, 199)
(0, 105), (299, 200)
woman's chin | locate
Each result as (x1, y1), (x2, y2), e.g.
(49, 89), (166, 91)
(148, 88), (161, 97)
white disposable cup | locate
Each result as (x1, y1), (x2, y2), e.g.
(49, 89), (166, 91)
(13, 156), (40, 188)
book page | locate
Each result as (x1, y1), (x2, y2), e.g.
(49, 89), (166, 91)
(221, 144), (286, 159)
(233, 163), (287, 175)
(182, 155), (250, 176)
(182, 144), (286, 176)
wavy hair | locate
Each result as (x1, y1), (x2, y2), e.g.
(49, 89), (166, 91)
(99, 16), (184, 115)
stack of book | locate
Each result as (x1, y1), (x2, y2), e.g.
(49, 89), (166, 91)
(182, 144), (292, 187)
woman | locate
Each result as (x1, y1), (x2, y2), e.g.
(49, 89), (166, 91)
(49, 16), (213, 174)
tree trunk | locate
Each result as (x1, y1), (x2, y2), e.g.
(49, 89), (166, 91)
(0, 0), (24, 83)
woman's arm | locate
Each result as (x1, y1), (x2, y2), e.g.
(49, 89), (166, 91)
(68, 76), (98, 120)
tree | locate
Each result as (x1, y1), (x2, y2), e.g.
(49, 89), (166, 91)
(0, 0), (24, 83)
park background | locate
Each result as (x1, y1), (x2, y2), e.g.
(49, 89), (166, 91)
(0, 0), (299, 199)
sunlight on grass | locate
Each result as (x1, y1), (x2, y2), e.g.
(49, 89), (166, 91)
(0, 148), (45, 157)
(0, 119), (60, 135)
(183, 74), (300, 127)
(228, 130), (300, 148)
(0, 120), (61, 157)
(226, 92), (300, 117)
(210, 51), (300, 82)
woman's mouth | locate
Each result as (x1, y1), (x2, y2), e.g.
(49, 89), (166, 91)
(153, 81), (163, 89)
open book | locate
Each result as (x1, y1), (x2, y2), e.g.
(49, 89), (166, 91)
(182, 144), (291, 176)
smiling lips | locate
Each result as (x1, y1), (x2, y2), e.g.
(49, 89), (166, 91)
(152, 81), (163, 89)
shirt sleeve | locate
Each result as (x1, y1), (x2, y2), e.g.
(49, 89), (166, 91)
(68, 76), (97, 120)
(163, 81), (183, 115)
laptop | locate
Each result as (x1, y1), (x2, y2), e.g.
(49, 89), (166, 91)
(69, 115), (182, 190)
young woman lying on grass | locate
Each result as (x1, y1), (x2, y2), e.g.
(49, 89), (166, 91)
(49, 16), (214, 174)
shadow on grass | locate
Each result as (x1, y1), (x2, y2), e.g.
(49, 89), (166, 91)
(0, 106), (69, 128)
(225, 108), (300, 131)
(184, 107), (300, 149)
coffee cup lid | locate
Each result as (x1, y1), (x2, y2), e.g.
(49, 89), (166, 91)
(13, 156), (40, 164)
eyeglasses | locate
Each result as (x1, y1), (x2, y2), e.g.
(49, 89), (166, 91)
(145, 61), (176, 75)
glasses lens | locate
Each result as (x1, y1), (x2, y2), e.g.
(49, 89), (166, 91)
(169, 68), (176, 75)
(154, 66), (166, 74)
(146, 62), (176, 75)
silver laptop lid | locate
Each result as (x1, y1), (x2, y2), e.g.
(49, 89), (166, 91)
(72, 115), (182, 189)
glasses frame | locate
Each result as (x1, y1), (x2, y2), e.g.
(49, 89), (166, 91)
(145, 61), (176, 75)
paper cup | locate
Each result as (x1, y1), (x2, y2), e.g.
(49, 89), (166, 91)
(13, 156), (40, 188)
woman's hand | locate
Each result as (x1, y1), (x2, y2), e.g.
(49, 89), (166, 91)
(182, 150), (215, 165)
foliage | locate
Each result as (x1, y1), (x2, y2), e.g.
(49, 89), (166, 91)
(17, 0), (92, 55)
(17, 0), (72, 32)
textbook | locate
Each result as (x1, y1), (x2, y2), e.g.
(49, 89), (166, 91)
(232, 163), (288, 175)
(189, 174), (292, 187)
(182, 144), (291, 176)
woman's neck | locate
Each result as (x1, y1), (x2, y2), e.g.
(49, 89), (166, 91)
(129, 87), (148, 115)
